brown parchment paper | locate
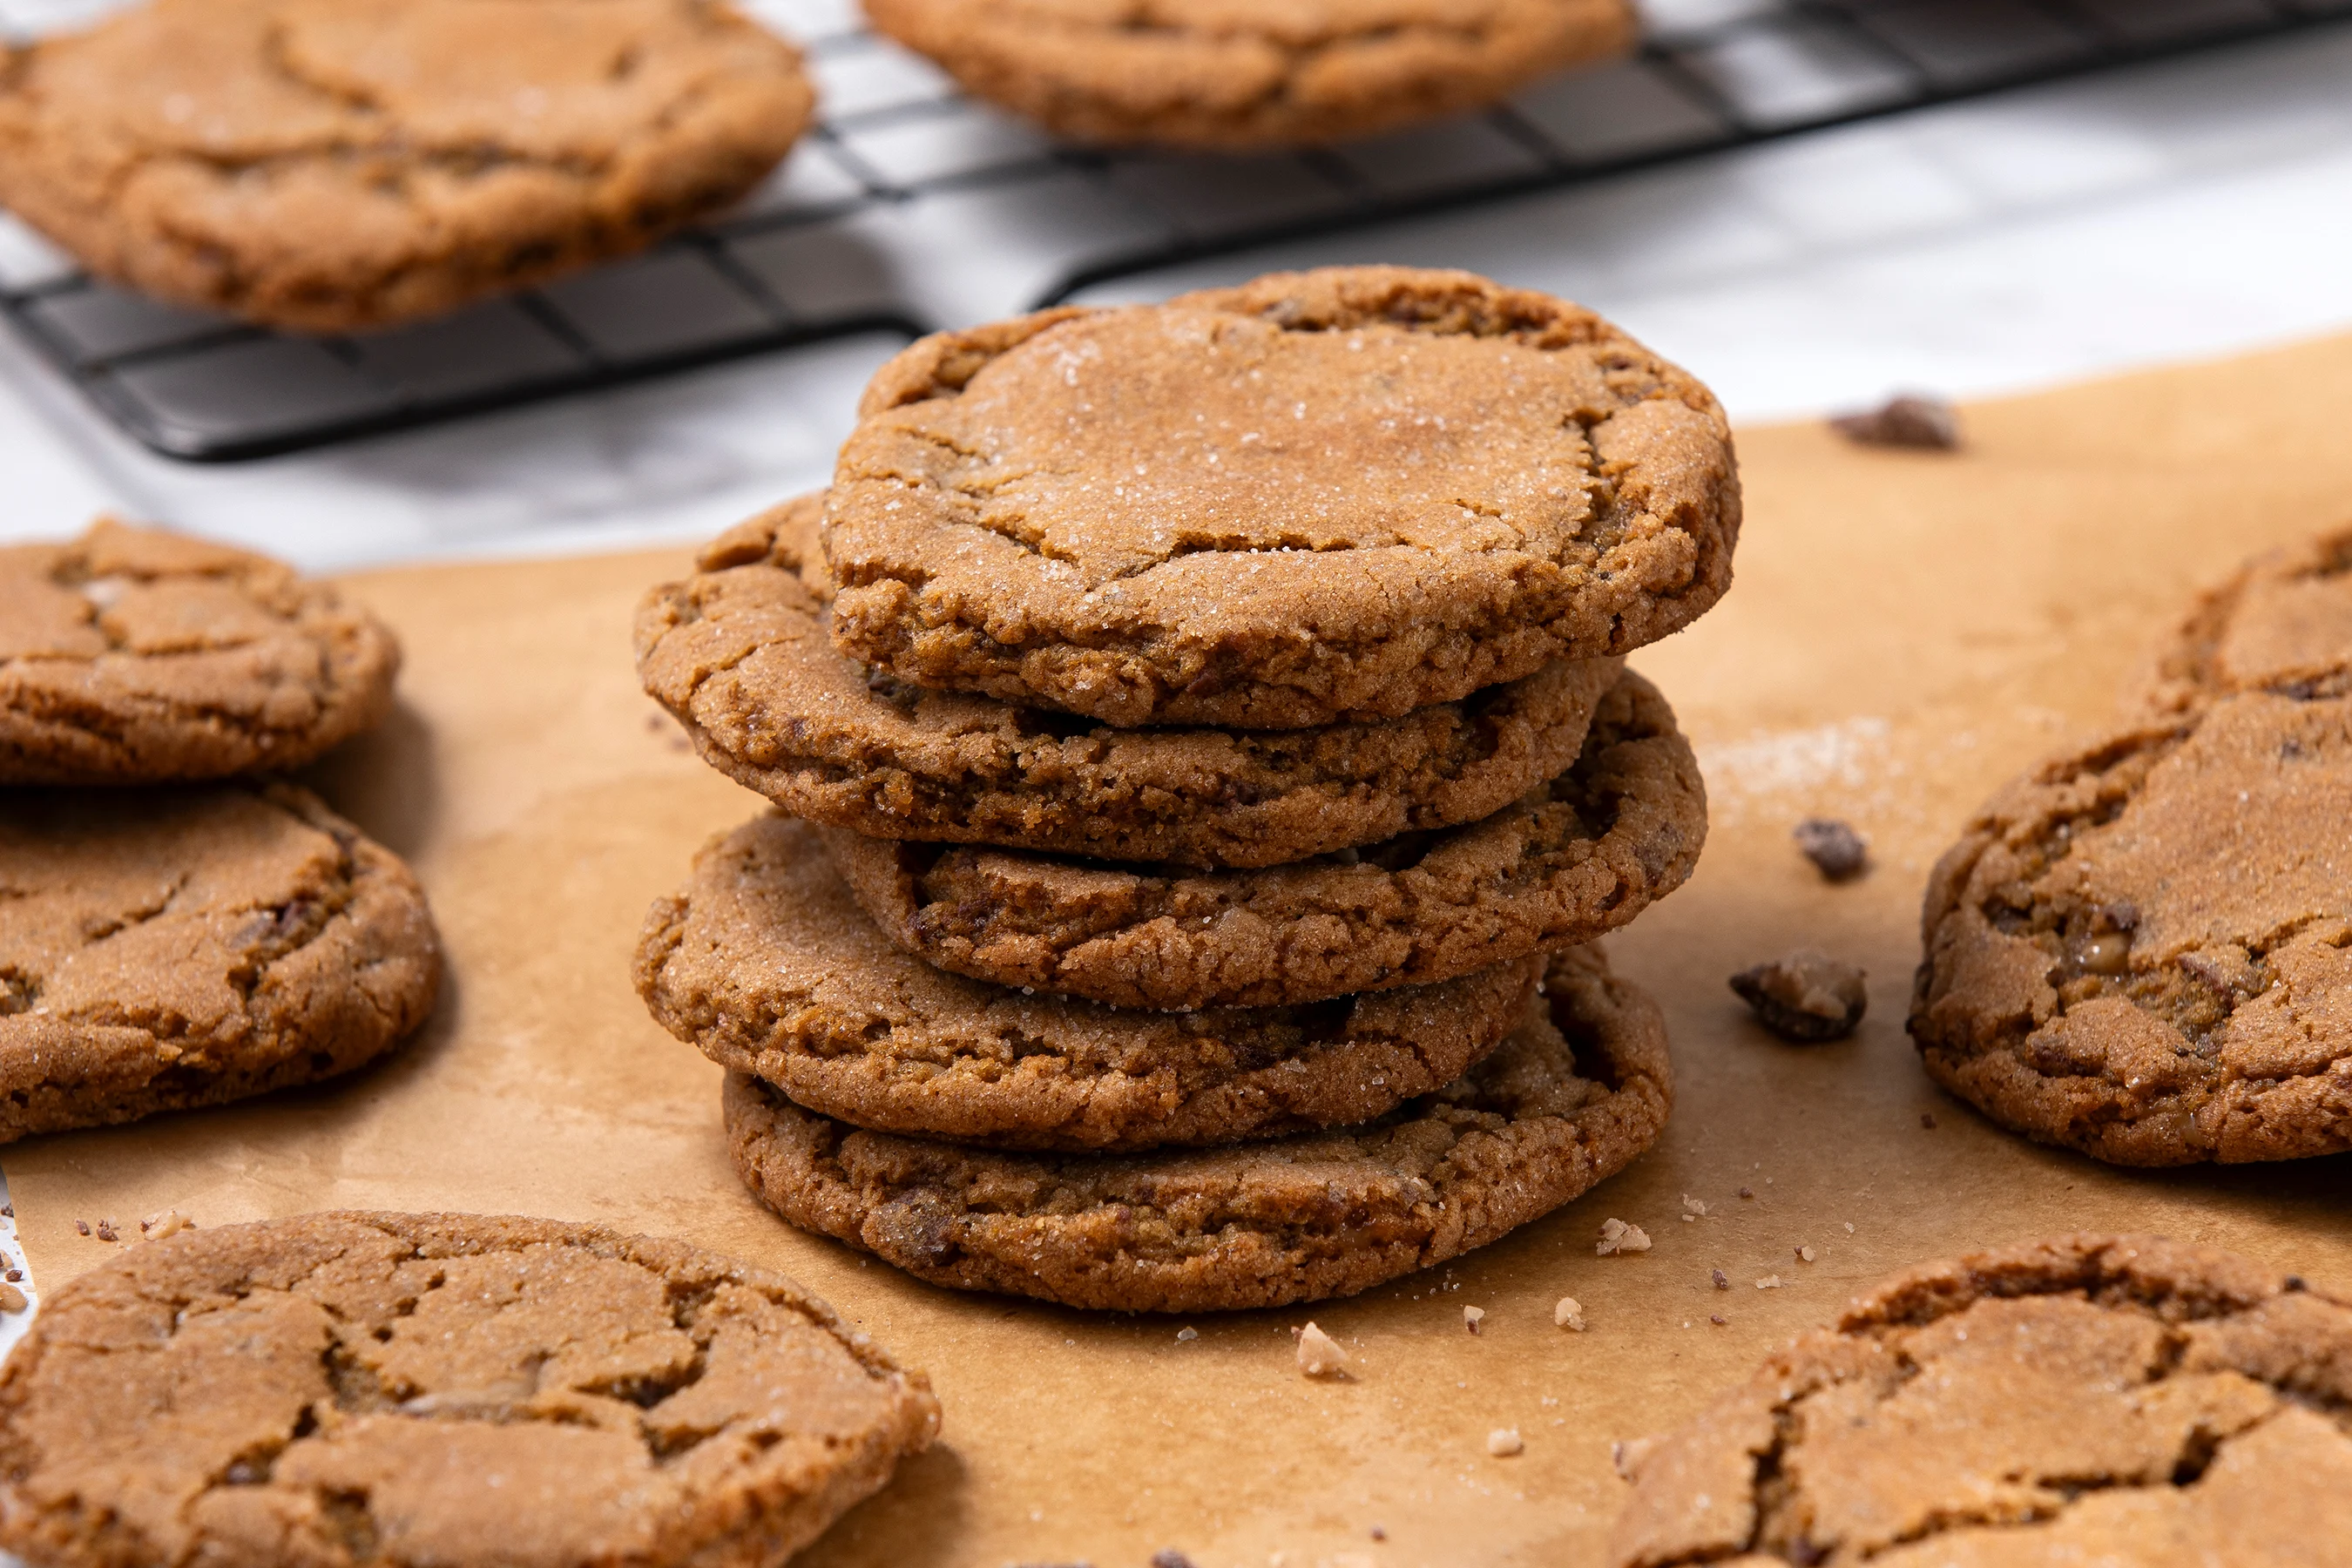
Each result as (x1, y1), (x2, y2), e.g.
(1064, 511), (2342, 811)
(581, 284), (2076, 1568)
(15, 332), (2352, 1568)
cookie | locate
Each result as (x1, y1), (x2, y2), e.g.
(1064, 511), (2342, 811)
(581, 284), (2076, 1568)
(826, 267), (1740, 728)
(824, 667), (1704, 1010)
(1909, 687), (2352, 1166)
(636, 812), (1541, 1151)
(723, 942), (1672, 1313)
(0, 1211), (939, 1568)
(0, 0), (814, 332)
(862, 0), (1637, 150)
(2141, 522), (2352, 713)
(1607, 1233), (2352, 1568)
(639, 494), (1625, 868)
(0, 518), (401, 784)
(0, 782), (439, 1142)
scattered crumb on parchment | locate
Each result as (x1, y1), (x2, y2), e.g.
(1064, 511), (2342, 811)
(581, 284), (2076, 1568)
(1554, 1297), (1586, 1331)
(1598, 1219), (1652, 1256)
(1487, 1429), (1524, 1457)
(1294, 1321), (1349, 1377)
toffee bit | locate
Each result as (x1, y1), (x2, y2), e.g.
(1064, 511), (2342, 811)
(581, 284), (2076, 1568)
(1733, 951), (1869, 1042)
(3, 1271), (18, 1283)
(1829, 393), (1960, 450)
(1792, 818), (1869, 882)
(1553, 1296), (1586, 1332)
(2, 1205), (12, 1219)
(1486, 1428), (1524, 1457)
(1738, 1186), (1755, 1200)
(1369, 1526), (1387, 1542)
(94, 1223), (118, 1244)
(1463, 1305), (1484, 1335)
(1712, 1269), (1731, 1291)
(1709, 1314), (1727, 1327)
(1596, 1218), (1652, 1256)
(73, 1220), (89, 1237)
(1294, 1321), (1349, 1378)
(1152, 1552), (1198, 1568)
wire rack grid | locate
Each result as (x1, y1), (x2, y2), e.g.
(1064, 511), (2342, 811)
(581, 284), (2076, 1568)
(0, 0), (2345, 462)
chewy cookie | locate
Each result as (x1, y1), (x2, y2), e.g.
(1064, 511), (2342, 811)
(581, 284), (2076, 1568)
(2142, 521), (2352, 713)
(862, 0), (1637, 150)
(637, 813), (1541, 1150)
(0, 0), (814, 332)
(723, 942), (1671, 1313)
(825, 668), (1704, 1010)
(639, 493), (1624, 868)
(1910, 686), (2352, 1166)
(825, 267), (1740, 728)
(0, 519), (399, 784)
(0, 1212), (939, 1568)
(0, 783), (439, 1142)
(1608, 1233), (2352, 1568)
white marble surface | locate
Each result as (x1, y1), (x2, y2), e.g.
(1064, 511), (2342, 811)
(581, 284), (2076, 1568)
(1, 21), (2349, 572)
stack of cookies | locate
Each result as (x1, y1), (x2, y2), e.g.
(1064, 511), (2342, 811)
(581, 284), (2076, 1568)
(0, 519), (442, 1143)
(636, 267), (1740, 1313)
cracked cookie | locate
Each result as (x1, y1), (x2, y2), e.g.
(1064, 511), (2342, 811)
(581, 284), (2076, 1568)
(862, 0), (1636, 149)
(0, 1211), (940, 1568)
(639, 493), (1625, 868)
(0, 518), (400, 784)
(1607, 1233), (2352, 1568)
(0, 0), (814, 332)
(722, 942), (1672, 1313)
(636, 812), (1541, 1150)
(2141, 522), (2352, 713)
(1910, 686), (2352, 1166)
(823, 668), (1705, 1010)
(0, 782), (439, 1142)
(824, 266), (1740, 728)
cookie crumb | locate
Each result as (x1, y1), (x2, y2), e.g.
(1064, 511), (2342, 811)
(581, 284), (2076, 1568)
(1921, 1112), (1937, 1130)
(1756, 1274), (1786, 1290)
(1369, 1525), (1387, 1541)
(1152, 1551), (1198, 1568)
(1486, 1428), (1524, 1457)
(0, 1283), (24, 1313)
(1712, 1268), (1730, 1291)
(73, 1220), (89, 1237)
(1463, 1305), (1484, 1335)
(1797, 1246), (1816, 1264)
(1737, 1186), (1754, 1200)
(1731, 951), (1868, 1042)
(1792, 817), (1869, 881)
(1553, 1296), (1586, 1331)
(1176, 1327), (1198, 1342)
(1612, 1437), (1654, 1481)
(1295, 1321), (1349, 1377)
(1681, 1194), (1707, 1218)
(1597, 1219), (1652, 1256)
(1829, 393), (1959, 450)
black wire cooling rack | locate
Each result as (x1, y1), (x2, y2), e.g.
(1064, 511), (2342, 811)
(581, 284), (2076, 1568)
(0, 0), (2344, 462)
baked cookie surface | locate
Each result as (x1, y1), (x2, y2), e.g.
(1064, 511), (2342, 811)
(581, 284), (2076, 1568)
(827, 667), (1705, 1010)
(1608, 1233), (2352, 1568)
(723, 942), (1671, 1312)
(0, 0), (814, 332)
(639, 494), (1624, 868)
(1910, 687), (2352, 1166)
(0, 782), (439, 1142)
(0, 1212), (939, 1568)
(2142, 521), (2352, 712)
(862, 0), (1637, 149)
(0, 519), (400, 783)
(637, 812), (1541, 1150)
(825, 267), (1739, 728)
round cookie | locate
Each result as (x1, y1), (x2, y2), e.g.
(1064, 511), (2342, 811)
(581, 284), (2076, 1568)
(0, 1212), (939, 1568)
(1607, 1233), (2352, 1568)
(825, 667), (1705, 1010)
(2141, 522), (2352, 713)
(0, 782), (440, 1142)
(862, 0), (1637, 150)
(1909, 686), (2352, 1166)
(0, 518), (401, 784)
(0, 0), (814, 332)
(723, 942), (1672, 1313)
(825, 267), (1740, 728)
(639, 493), (1625, 868)
(636, 812), (1542, 1151)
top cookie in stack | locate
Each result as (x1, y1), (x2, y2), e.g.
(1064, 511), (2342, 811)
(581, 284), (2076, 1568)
(636, 266), (1735, 1310)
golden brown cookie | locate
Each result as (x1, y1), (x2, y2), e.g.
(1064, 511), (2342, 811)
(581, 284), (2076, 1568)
(0, 782), (439, 1142)
(862, 0), (1637, 149)
(0, 0), (814, 332)
(1910, 686), (2351, 1166)
(0, 1212), (939, 1568)
(724, 942), (1672, 1313)
(636, 812), (1541, 1150)
(2141, 521), (2352, 713)
(825, 667), (1705, 1010)
(0, 519), (399, 783)
(639, 494), (1625, 868)
(825, 267), (1740, 728)
(1607, 1233), (2352, 1568)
